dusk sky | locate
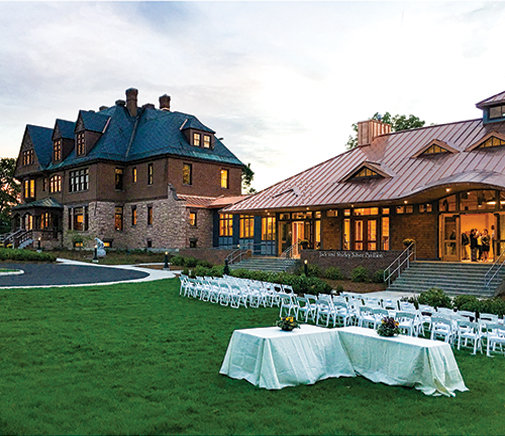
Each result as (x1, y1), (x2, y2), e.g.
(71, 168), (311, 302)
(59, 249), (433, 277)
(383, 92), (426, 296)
(1, 1), (505, 191)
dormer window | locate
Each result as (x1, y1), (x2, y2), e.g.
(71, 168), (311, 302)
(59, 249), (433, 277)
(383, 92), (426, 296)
(489, 105), (505, 120)
(466, 132), (505, 151)
(340, 161), (391, 183)
(421, 144), (448, 155)
(193, 133), (201, 147)
(203, 135), (211, 148)
(353, 168), (380, 179)
(76, 132), (85, 156)
(477, 136), (505, 149)
(54, 139), (62, 161)
(412, 140), (457, 158)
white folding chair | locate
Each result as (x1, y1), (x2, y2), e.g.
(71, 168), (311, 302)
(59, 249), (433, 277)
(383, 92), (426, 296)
(396, 311), (420, 337)
(297, 297), (317, 323)
(333, 301), (350, 327)
(279, 294), (298, 318)
(316, 299), (337, 328)
(357, 306), (376, 329)
(484, 322), (505, 357)
(372, 308), (390, 330)
(430, 316), (454, 343)
(455, 320), (482, 355)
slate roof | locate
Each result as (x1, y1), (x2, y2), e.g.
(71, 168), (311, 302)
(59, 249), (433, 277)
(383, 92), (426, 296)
(55, 119), (76, 139)
(38, 103), (243, 171)
(12, 197), (63, 210)
(26, 125), (53, 169)
(225, 113), (505, 213)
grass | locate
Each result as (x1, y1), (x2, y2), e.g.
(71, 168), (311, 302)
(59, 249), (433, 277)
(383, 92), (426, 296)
(0, 268), (17, 273)
(48, 249), (167, 265)
(0, 278), (504, 435)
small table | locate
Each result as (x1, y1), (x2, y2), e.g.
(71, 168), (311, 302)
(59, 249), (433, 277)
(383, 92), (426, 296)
(219, 324), (355, 389)
(337, 327), (468, 396)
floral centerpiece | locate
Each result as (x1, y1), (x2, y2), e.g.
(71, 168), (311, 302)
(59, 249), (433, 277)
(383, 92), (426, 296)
(276, 316), (300, 332)
(377, 316), (400, 337)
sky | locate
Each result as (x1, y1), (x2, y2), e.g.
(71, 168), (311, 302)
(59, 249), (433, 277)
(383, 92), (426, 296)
(1, 1), (505, 191)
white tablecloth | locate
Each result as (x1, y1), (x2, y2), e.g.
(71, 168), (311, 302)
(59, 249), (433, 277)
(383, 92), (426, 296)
(337, 327), (468, 397)
(219, 324), (356, 389)
(220, 325), (468, 396)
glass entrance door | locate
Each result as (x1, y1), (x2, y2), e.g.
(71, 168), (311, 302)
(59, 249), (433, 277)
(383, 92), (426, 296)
(441, 215), (459, 261)
(292, 221), (305, 258)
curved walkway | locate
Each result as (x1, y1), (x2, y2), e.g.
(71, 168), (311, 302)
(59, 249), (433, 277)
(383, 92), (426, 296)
(0, 258), (179, 289)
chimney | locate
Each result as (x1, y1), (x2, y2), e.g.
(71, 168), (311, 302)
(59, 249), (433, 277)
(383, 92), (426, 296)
(357, 119), (392, 146)
(159, 94), (171, 111)
(99, 105), (108, 111)
(125, 88), (138, 117)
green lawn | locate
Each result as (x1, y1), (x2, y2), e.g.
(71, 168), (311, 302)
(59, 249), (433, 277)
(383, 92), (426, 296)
(0, 278), (504, 435)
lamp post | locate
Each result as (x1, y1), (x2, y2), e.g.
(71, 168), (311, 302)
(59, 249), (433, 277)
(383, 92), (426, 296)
(37, 237), (41, 252)
(224, 259), (230, 276)
(164, 251), (169, 270)
(304, 259), (308, 276)
(93, 245), (99, 263)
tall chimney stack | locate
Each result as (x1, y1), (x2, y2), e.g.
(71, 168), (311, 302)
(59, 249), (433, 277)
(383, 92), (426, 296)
(125, 88), (138, 117)
(159, 94), (171, 111)
(357, 119), (391, 147)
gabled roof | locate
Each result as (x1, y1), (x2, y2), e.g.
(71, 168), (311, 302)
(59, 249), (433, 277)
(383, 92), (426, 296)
(180, 116), (215, 133)
(78, 110), (110, 133)
(465, 131), (505, 152)
(26, 125), (53, 168)
(476, 91), (505, 109)
(412, 139), (459, 158)
(224, 116), (505, 213)
(54, 119), (76, 139)
(339, 161), (392, 182)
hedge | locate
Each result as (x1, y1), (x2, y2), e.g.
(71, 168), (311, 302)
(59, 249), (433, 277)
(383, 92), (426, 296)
(0, 248), (56, 262)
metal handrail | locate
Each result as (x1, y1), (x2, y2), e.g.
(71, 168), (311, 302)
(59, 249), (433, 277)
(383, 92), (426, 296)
(484, 248), (505, 290)
(225, 247), (248, 265)
(2, 229), (26, 246)
(280, 241), (299, 259)
(383, 243), (416, 286)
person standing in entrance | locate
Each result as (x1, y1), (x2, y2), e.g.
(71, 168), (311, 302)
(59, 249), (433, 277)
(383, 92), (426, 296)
(477, 230), (483, 261)
(482, 229), (490, 262)
(470, 229), (478, 262)
(461, 230), (470, 260)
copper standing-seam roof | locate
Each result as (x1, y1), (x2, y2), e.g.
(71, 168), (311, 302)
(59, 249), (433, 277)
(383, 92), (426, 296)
(476, 91), (505, 109)
(224, 116), (505, 214)
(178, 194), (249, 209)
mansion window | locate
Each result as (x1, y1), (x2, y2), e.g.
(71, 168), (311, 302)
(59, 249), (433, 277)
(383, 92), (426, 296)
(132, 167), (137, 183)
(219, 213), (233, 237)
(147, 206), (153, 225)
(69, 206), (88, 231)
(42, 178), (47, 192)
(189, 212), (197, 227)
(115, 206), (123, 231)
(221, 169), (229, 189)
(203, 135), (211, 148)
(183, 163), (192, 185)
(22, 149), (34, 166)
(40, 212), (51, 229)
(76, 132), (85, 156)
(193, 133), (201, 147)
(24, 214), (34, 231)
(24, 179), (35, 199)
(54, 139), (62, 161)
(261, 217), (276, 241)
(69, 168), (89, 192)
(49, 175), (62, 193)
(239, 215), (254, 239)
(147, 163), (153, 185)
(131, 206), (137, 226)
(115, 168), (124, 190)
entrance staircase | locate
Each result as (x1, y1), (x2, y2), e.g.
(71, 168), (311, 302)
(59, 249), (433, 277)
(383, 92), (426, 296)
(229, 256), (300, 273)
(387, 261), (505, 298)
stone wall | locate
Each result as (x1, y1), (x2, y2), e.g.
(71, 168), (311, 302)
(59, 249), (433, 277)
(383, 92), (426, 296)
(390, 212), (438, 259)
(177, 248), (237, 265)
(301, 249), (402, 278)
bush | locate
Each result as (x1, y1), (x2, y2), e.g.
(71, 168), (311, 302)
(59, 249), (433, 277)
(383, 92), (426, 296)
(351, 266), (369, 283)
(371, 269), (385, 283)
(170, 255), (185, 266)
(184, 257), (198, 268)
(336, 284), (344, 294)
(0, 247), (56, 262)
(452, 295), (480, 313)
(418, 288), (452, 309)
(479, 298), (505, 317)
(297, 264), (321, 277)
(324, 266), (345, 280)
(196, 259), (213, 268)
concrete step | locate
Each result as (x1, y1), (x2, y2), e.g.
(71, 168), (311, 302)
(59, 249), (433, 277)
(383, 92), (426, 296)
(230, 256), (300, 273)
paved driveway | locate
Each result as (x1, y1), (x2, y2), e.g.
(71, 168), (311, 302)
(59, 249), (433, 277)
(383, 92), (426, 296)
(0, 260), (163, 288)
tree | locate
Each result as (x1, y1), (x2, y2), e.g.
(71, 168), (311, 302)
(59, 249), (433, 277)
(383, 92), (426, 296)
(346, 112), (426, 150)
(0, 157), (20, 233)
(241, 163), (256, 195)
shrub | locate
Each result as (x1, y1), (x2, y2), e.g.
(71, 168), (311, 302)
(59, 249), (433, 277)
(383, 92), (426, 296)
(297, 264), (321, 277)
(351, 266), (369, 283)
(324, 266), (345, 280)
(336, 284), (344, 294)
(184, 257), (198, 268)
(479, 297), (505, 317)
(0, 248), (56, 262)
(452, 295), (480, 313)
(196, 259), (213, 268)
(371, 269), (385, 283)
(418, 288), (452, 309)
(170, 255), (185, 266)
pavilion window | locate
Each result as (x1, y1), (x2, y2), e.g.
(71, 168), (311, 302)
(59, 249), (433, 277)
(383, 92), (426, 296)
(219, 214), (233, 237)
(343, 219), (350, 250)
(382, 217), (390, 250)
(240, 215), (254, 238)
(489, 105), (505, 120)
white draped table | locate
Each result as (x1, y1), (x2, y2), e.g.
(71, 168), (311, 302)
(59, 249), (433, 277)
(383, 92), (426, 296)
(337, 327), (468, 397)
(219, 324), (356, 389)
(220, 325), (468, 396)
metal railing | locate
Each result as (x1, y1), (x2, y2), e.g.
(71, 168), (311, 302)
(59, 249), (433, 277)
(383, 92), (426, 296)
(1, 229), (26, 247)
(280, 241), (299, 259)
(225, 247), (250, 265)
(383, 242), (416, 286)
(484, 248), (505, 292)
